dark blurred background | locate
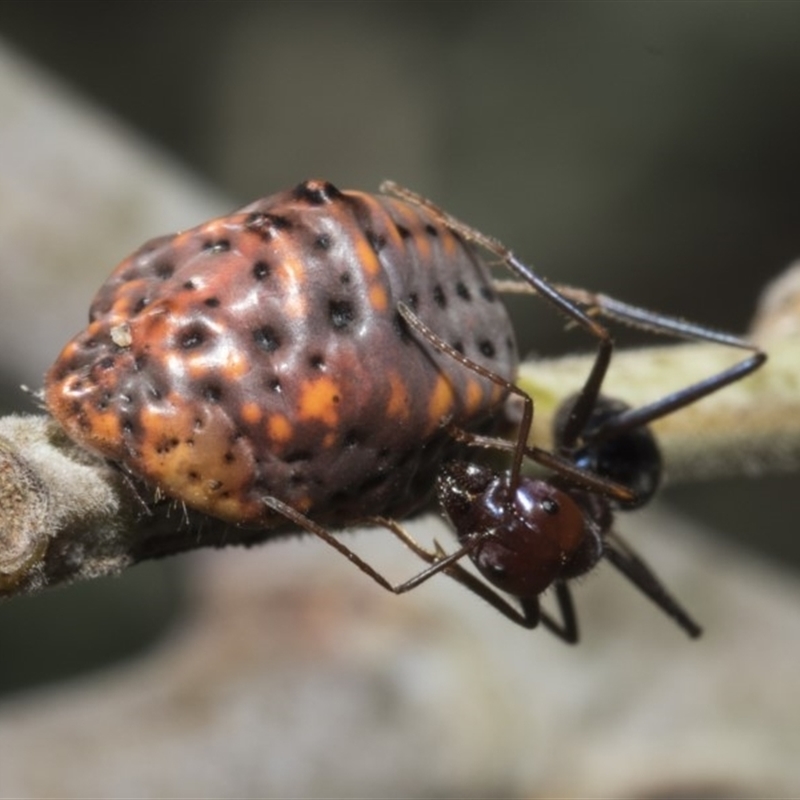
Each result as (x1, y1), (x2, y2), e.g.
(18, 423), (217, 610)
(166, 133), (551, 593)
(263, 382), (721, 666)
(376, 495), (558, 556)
(0, 1), (798, 696)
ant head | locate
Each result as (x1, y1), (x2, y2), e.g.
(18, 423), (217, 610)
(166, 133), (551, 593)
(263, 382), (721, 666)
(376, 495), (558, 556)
(554, 394), (662, 510)
(436, 461), (601, 599)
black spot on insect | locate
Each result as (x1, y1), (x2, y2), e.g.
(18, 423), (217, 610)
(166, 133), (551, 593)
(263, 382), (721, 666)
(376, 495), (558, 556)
(252, 260), (271, 280)
(478, 340), (496, 358)
(456, 281), (472, 301)
(224, 452), (235, 464)
(204, 297), (220, 308)
(179, 326), (207, 350)
(425, 224), (439, 237)
(366, 230), (387, 253)
(329, 300), (355, 330)
(122, 418), (135, 435)
(309, 354), (325, 370)
(133, 297), (149, 313)
(154, 262), (174, 279)
(396, 224), (411, 240)
(343, 430), (361, 449)
(268, 378), (282, 393)
(452, 341), (465, 355)
(315, 234), (332, 250)
(188, 470), (200, 482)
(253, 326), (281, 353)
(134, 355), (147, 371)
(480, 285), (496, 302)
(340, 272), (352, 285)
(202, 384), (223, 403)
(183, 280), (196, 291)
(98, 356), (115, 370)
(432, 284), (446, 308)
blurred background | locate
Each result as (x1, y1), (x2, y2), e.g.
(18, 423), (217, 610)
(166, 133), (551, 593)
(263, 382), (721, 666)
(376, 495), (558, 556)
(0, 3), (798, 796)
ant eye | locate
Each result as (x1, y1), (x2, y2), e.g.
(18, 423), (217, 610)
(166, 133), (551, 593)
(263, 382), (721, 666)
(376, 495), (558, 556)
(541, 498), (559, 515)
(484, 560), (506, 578)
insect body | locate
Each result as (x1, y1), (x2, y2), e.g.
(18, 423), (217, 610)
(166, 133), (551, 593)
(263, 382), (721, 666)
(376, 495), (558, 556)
(45, 180), (766, 641)
(45, 180), (516, 528)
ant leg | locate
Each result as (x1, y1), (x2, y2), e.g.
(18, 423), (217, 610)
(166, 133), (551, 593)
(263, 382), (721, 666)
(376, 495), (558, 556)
(397, 303), (631, 504)
(586, 350), (765, 443)
(383, 182), (615, 452)
(495, 278), (766, 442)
(263, 496), (488, 595)
(446, 423), (634, 503)
(530, 581), (579, 644)
(377, 516), (579, 643)
(602, 530), (702, 639)
(372, 515), (543, 630)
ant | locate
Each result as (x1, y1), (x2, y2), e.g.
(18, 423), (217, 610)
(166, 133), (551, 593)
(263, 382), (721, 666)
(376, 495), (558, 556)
(267, 184), (766, 643)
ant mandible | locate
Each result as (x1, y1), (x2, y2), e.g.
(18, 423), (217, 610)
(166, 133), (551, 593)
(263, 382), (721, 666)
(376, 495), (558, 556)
(267, 184), (766, 643)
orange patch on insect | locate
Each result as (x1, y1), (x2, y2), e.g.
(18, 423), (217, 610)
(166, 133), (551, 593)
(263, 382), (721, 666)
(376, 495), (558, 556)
(369, 283), (388, 312)
(240, 402), (262, 426)
(386, 371), (410, 420)
(427, 375), (456, 429)
(298, 376), (341, 428)
(409, 225), (431, 263)
(83, 410), (121, 451)
(268, 414), (293, 444)
(465, 378), (484, 415)
(294, 494), (313, 514)
(490, 383), (506, 405)
(440, 227), (462, 257)
(355, 237), (381, 277)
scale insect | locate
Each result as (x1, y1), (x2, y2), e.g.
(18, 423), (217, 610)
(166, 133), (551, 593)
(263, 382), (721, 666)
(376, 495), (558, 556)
(45, 180), (518, 529)
(44, 180), (766, 641)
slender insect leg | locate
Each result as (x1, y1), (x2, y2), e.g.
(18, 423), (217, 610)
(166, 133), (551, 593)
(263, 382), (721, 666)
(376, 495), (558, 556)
(603, 530), (702, 639)
(262, 496), (488, 595)
(495, 278), (767, 442)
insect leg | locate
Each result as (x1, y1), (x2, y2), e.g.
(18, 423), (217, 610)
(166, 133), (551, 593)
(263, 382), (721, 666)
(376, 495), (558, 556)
(602, 530), (702, 638)
(262, 496), (488, 595)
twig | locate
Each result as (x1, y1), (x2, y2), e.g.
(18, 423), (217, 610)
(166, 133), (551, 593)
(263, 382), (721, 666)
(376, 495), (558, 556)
(1, 264), (797, 600)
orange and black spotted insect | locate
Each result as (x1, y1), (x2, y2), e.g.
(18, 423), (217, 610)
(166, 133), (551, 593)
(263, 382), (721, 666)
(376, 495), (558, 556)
(45, 180), (766, 642)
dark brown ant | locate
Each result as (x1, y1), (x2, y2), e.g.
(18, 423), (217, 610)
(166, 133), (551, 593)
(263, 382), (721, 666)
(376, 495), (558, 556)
(267, 185), (766, 643)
